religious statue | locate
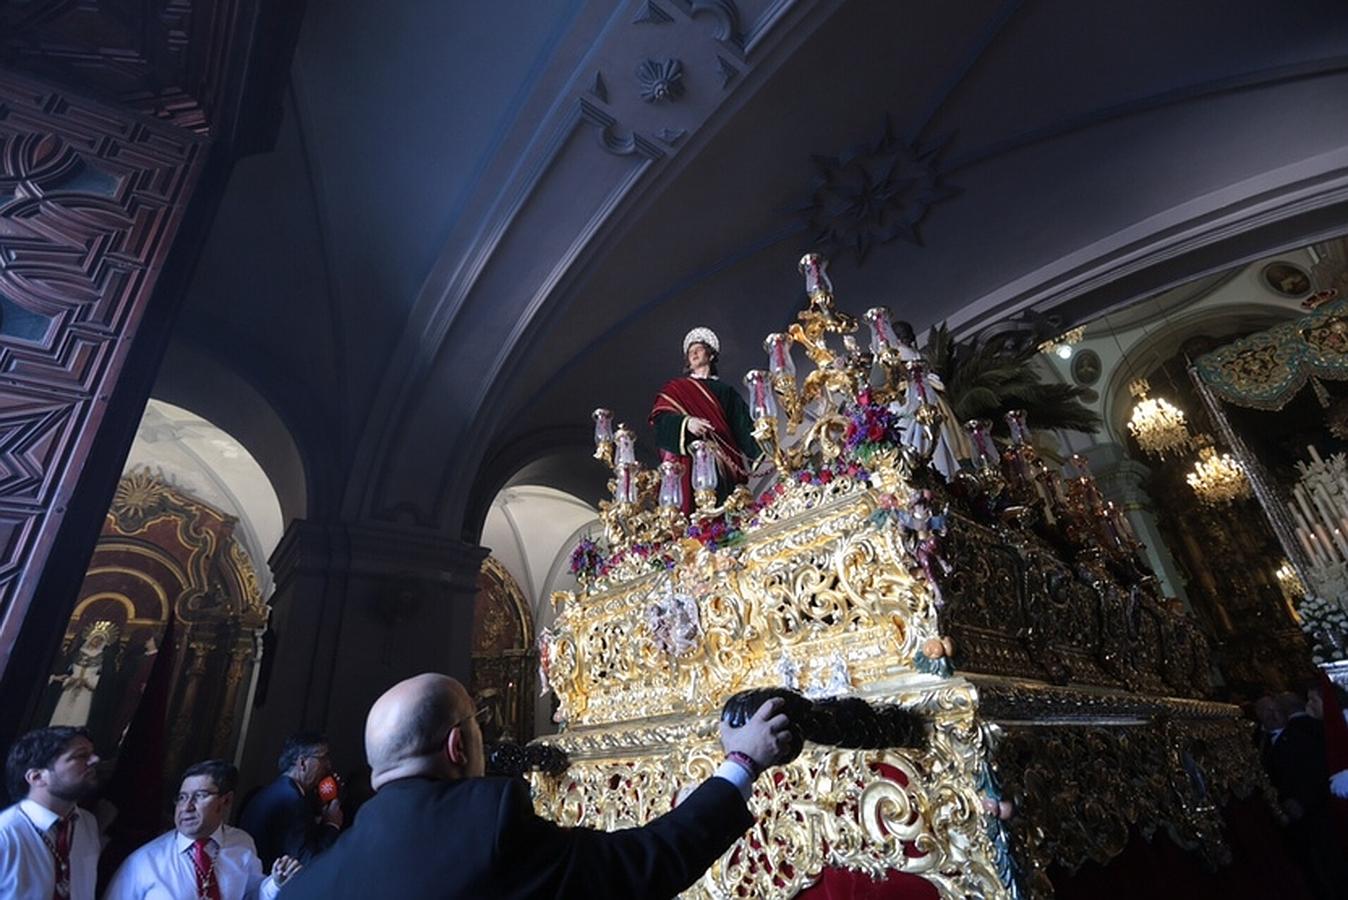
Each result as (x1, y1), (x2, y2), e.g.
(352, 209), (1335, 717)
(895, 491), (953, 605)
(649, 327), (762, 511)
(48, 619), (119, 729)
(886, 323), (973, 482)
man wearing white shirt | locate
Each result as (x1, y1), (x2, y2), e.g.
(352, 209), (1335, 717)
(0, 725), (103, 900)
(105, 760), (300, 900)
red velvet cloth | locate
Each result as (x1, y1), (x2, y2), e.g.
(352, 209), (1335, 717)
(797, 868), (939, 900)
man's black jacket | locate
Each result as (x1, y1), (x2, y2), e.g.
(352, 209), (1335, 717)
(280, 774), (754, 900)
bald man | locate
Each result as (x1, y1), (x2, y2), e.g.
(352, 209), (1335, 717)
(281, 673), (794, 899)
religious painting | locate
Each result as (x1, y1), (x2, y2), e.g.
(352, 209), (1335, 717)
(1262, 261), (1311, 297)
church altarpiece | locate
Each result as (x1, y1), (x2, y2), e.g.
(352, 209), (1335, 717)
(37, 470), (267, 786)
(470, 556), (536, 745)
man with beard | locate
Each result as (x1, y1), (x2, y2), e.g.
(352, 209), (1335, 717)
(0, 726), (102, 899)
(104, 759), (301, 899)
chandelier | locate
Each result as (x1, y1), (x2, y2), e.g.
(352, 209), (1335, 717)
(1127, 379), (1191, 459)
(1184, 434), (1251, 505)
(1275, 561), (1305, 599)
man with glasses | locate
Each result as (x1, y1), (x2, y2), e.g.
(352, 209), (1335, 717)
(104, 759), (301, 899)
(282, 672), (797, 900)
(237, 732), (342, 869)
(0, 726), (102, 900)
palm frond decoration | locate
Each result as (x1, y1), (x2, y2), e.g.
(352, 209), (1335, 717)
(922, 322), (1101, 436)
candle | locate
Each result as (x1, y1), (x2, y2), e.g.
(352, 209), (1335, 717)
(1292, 505), (1314, 539)
(592, 408), (613, 446)
(743, 370), (777, 420)
(690, 441), (718, 492)
(1310, 445), (1324, 465)
(615, 462), (639, 504)
(658, 459), (684, 510)
(1313, 521), (1338, 563)
(1295, 486), (1316, 525)
(864, 307), (899, 356)
(764, 333), (796, 378)
(798, 252), (833, 297)
(1297, 527), (1316, 563)
(1307, 530), (1330, 567)
(614, 425), (637, 466)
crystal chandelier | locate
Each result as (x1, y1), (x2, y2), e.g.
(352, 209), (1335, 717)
(1275, 561), (1305, 599)
(1127, 378), (1191, 459)
(1184, 434), (1251, 505)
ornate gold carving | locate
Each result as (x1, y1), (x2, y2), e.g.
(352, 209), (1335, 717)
(534, 681), (1003, 900)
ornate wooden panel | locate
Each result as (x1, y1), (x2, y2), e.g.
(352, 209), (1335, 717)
(0, 70), (204, 683)
(1, 0), (247, 135)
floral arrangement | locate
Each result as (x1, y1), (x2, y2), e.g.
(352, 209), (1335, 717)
(569, 538), (606, 581)
(568, 464), (877, 591)
(843, 392), (902, 465)
(687, 516), (745, 552)
(1296, 594), (1348, 664)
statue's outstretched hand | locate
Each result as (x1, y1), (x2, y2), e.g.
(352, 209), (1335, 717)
(687, 417), (712, 437)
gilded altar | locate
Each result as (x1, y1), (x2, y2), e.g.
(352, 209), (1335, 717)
(530, 255), (1270, 899)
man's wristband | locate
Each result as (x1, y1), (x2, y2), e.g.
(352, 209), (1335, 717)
(725, 751), (762, 779)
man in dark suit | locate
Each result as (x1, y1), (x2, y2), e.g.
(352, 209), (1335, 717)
(236, 731), (343, 869)
(281, 672), (794, 900)
(1267, 691), (1345, 899)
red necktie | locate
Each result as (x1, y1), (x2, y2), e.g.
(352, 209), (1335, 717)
(50, 815), (73, 900)
(192, 839), (221, 900)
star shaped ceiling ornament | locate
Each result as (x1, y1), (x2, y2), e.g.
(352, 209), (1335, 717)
(803, 119), (960, 263)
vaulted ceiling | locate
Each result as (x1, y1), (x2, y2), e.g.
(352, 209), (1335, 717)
(160, 0), (1348, 544)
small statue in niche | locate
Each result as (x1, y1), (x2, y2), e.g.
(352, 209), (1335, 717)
(536, 627), (556, 698)
(645, 586), (702, 658)
(896, 490), (953, 605)
(48, 620), (120, 730)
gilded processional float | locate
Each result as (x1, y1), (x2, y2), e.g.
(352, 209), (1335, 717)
(528, 255), (1269, 899)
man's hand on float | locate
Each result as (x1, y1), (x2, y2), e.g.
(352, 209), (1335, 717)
(719, 697), (792, 771)
(687, 416), (712, 437)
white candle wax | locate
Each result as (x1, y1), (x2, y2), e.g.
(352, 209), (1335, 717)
(1313, 522), (1339, 563)
(1298, 527), (1317, 564)
(1310, 445), (1324, 465)
(1295, 486), (1317, 525)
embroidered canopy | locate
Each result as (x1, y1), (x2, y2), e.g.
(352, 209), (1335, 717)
(1193, 298), (1348, 410)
